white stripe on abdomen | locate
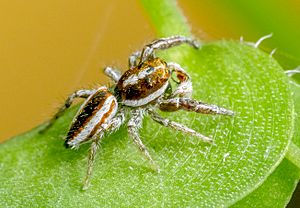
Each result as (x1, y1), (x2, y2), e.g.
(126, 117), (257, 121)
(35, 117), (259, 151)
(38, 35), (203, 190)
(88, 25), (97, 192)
(68, 95), (117, 147)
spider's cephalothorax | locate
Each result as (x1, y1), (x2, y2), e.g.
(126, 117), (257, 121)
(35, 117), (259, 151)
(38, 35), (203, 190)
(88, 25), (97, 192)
(115, 57), (170, 106)
(41, 36), (234, 190)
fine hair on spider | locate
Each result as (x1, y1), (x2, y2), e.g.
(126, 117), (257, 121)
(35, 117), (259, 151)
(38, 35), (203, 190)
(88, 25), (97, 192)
(40, 36), (234, 190)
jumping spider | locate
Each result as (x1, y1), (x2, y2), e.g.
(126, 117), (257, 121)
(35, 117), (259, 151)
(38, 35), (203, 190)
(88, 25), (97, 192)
(42, 36), (234, 190)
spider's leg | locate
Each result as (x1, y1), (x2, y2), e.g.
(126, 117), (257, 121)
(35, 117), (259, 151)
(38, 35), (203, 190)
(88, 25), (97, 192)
(104, 66), (122, 83)
(157, 97), (234, 116)
(140, 36), (199, 63)
(128, 109), (159, 172)
(82, 138), (101, 191)
(167, 62), (193, 98)
(82, 110), (126, 190)
(128, 51), (141, 69)
(147, 109), (212, 143)
(40, 89), (96, 133)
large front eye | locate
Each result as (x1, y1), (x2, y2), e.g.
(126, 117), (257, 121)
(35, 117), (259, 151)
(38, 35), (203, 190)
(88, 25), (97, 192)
(145, 67), (155, 74)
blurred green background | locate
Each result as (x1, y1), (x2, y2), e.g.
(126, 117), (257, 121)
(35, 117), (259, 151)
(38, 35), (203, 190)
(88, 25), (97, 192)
(0, 0), (299, 205)
(182, 1), (300, 68)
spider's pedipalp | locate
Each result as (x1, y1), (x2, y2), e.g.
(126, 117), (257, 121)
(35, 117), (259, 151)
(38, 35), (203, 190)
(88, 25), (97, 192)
(147, 109), (212, 143)
(40, 89), (96, 133)
(168, 62), (193, 98)
(128, 109), (159, 172)
(158, 97), (234, 116)
(140, 36), (199, 63)
(104, 66), (122, 83)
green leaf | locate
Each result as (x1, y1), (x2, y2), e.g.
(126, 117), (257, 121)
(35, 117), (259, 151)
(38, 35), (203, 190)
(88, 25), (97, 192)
(231, 85), (300, 208)
(231, 159), (300, 208)
(1, 0), (297, 207)
(291, 85), (300, 147)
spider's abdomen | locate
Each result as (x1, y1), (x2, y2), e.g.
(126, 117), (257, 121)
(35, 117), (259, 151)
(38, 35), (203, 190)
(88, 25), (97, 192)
(65, 87), (118, 148)
(115, 58), (170, 107)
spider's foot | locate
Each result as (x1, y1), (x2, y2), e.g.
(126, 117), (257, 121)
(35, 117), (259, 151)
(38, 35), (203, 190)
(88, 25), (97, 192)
(191, 39), (200, 49)
(82, 176), (92, 191)
(219, 107), (235, 116)
(150, 162), (160, 173)
(194, 133), (213, 144)
(82, 183), (89, 191)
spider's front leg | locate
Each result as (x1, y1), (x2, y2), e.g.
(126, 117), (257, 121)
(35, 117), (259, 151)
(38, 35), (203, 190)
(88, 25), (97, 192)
(103, 50), (142, 82)
(104, 66), (122, 83)
(83, 110), (125, 190)
(140, 36), (199, 63)
(40, 89), (96, 133)
(128, 51), (141, 69)
(157, 97), (234, 116)
(127, 109), (160, 172)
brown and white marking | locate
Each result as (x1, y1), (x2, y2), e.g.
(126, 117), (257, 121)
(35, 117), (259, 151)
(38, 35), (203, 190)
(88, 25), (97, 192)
(65, 87), (118, 149)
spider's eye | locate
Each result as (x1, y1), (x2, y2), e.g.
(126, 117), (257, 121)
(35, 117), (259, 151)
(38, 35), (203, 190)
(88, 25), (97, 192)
(145, 67), (155, 74)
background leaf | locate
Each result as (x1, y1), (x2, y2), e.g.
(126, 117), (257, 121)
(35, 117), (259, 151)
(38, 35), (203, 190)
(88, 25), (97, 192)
(231, 158), (300, 208)
(231, 84), (300, 208)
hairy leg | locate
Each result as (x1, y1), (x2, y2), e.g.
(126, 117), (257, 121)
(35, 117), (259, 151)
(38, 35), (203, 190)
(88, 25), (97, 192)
(82, 139), (100, 190)
(147, 109), (212, 143)
(140, 36), (199, 63)
(104, 66), (122, 83)
(40, 89), (95, 132)
(157, 97), (234, 116)
(127, 109), (159, 172)
(82, 110), (126, 190)
(128, 51), (141, 69)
